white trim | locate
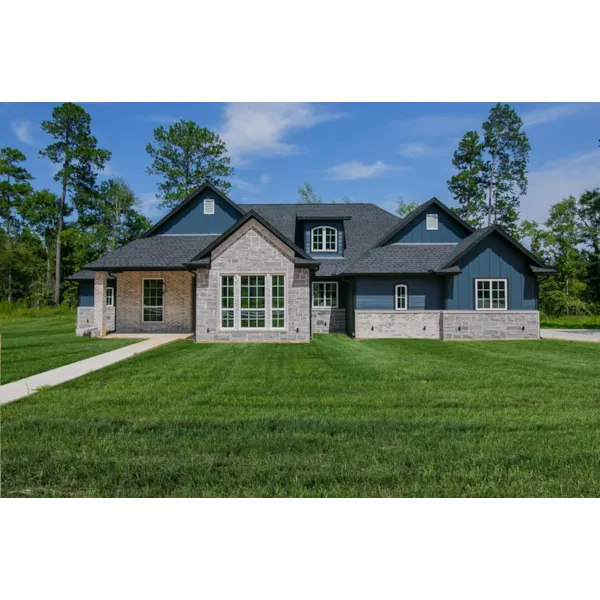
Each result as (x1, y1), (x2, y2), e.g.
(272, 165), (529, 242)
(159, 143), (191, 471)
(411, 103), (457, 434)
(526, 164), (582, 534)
(426, 213), (439, 230)
(311, 226), (338, 253)
(312, 281), (339, 308)
(270, 274), (287, 329)
(204, 198), (215, 215)
(105, 286), (114, 307)
(395, 284), (408, 310)
(142, 278), (164, 322)
(220, 274), (235, 329)
(475, 278), (508, 311)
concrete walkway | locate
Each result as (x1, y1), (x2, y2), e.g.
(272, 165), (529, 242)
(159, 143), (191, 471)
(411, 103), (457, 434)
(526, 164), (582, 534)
(541, 328), (600, 343)
(0, 334), (191, 405)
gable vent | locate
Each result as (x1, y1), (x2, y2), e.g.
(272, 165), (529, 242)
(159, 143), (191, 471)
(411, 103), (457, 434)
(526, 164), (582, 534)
(204, 199), (215, 215)
(426, 213), (438, 230)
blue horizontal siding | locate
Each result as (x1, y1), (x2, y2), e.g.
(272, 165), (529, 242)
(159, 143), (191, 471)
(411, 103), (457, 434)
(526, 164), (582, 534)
(77, 281), (116, 307)
(445, 232), (538, 310)
(355, 276), (444, 310)
(388, 206), (470, 244)
(305, 221), (344, 258)
(153, 188), (241, 235)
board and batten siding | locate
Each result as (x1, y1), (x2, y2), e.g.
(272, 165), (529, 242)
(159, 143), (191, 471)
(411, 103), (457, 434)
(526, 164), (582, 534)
(152, 187), (242, 235)
(387, 206), (470, 244)
(445, 232), (538, 310)
(304, 220), (345, 258)
(355, 276), (444, 311)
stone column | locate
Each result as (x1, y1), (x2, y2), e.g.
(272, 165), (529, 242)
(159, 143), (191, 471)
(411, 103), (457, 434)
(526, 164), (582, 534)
(94, 271), (107, 337)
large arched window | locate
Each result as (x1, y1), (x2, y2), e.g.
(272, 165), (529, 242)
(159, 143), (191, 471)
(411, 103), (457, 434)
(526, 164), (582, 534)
(311, 226), (337, 252)
(395, 284), (408, 310)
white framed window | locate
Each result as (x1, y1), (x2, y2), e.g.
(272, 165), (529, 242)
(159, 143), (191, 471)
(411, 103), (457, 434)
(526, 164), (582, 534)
(221, 275), (235, 328)
(312, 281), (338, 308)
(395, 284), (408, 310)
(311, 226), (337, 253)
(204, 198), (215, 215)
(240, 275), (266, 328)
(475, 278), (507, 310)
(142, 278), (164, 322)
(426, 213), (439, 230)
(106, 287), (114, 307)
(271, 275), (286, 328)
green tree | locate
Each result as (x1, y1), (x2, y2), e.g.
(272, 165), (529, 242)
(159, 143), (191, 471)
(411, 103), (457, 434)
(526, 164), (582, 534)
(395, 197), (419, 218)
(146, 121), (233, 210)
(447, 131), (486, 227)
(576, 188), (600, 302)
(297, 182), (322, 204)
(482, 103), (530, 232)
(0, 148), (34, 302)
(39, 103), (111, 304)
(76, 177), (151, 253)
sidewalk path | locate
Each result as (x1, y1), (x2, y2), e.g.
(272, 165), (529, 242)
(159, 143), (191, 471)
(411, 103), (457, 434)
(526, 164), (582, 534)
(541, 328), (600, 343)
(0, 334), (191, 405)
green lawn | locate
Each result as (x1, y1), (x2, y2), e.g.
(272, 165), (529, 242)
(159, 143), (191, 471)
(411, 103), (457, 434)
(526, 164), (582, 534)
(2, 334), (600, 497)
(540, 314), (600, 330)
(0, 315), (139, 384)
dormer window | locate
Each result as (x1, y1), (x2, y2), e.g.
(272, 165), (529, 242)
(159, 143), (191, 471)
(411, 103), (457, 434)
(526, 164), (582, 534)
(311, 226), (337, 253)
(204, 198), (215, 215)
(426, 213), (438, 230)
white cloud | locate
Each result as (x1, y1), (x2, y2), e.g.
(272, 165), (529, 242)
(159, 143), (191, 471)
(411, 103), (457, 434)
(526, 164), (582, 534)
(99, 163), (119, 178)
(231, 177), (258, 192)
(139, 193), (164, 221)
(522, 149), (600, 222)
(398, 142), (438, 157)
(521, 103), (591, 127)
(326, 160), (397, 180)
(397, 115), (479, 138)
(220, 103), (344, 163)
(260, 173), (271, 184)
(11, 120), (35, 145)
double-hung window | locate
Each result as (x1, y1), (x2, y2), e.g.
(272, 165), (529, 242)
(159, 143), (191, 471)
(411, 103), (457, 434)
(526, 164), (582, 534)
(271, 275), (285, 328)
(143, 279), (164, 322)
(476, 278), (507, 310)
(106, 287), (114, 307)
(221, 276), (235, 328)
(311, 226), (337, 252)
(395, 284), (408, 310)
(312, 282), (338, 308)
(240, 275), (266, 328)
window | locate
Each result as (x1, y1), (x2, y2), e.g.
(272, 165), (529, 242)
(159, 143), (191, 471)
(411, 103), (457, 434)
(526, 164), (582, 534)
(143, 279), (164, 322)
(395, 284), (408, 310)
(426, 213), (438, 230)
(240, 275), (265, 328)
(476, 279), (507, 310)
(311, 226), (337, 252)
(221, 276), (235, 328)
(106, 287), (114, 307)
(312, 281), (338, 308)
(204, 198), (215, 215)
(271, 275), (286, 328)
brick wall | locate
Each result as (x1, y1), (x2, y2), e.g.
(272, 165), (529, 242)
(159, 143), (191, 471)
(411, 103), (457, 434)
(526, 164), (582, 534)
(311, 308), (346, 333)
(440, 311), (539, 340)
(76, 306), (115, 335)
(195, 220), (311, 342)
(355, 311), (441, 339)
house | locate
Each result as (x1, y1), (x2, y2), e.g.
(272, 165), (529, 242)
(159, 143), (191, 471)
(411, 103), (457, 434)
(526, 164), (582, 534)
(70, 183), (554, 342)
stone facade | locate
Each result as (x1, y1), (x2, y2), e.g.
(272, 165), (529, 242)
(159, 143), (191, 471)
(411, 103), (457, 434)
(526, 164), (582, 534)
(440, 311), (539, 340)
(94, 271), (107, 336)
(355, 311), (441, 339)
(115, 270), (193, 333)
(195, 219), (311, 342)
(76, 306), (115, 336)
(311, 308), (346, 334)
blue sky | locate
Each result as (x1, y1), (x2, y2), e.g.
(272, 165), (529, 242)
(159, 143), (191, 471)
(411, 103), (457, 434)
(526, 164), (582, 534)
(1, 102), (599, 224)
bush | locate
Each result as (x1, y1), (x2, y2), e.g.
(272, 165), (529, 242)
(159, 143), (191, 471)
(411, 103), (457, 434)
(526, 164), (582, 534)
(0, 300), (74, 322)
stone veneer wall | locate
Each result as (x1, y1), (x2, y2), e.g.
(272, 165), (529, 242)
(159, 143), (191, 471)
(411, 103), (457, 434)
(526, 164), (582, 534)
(195, 219), (311, 342)
(76, 306), (115, 335)
(355, 311), (441, 339)
(311, 308), (346, 334)
(440, 311), (539, 340)
(115, 270), (193, 333)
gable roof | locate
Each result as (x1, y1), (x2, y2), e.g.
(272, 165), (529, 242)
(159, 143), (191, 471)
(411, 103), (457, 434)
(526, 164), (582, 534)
(142, 183), (244, 238)
(440, 224), (551, 270)
(375, 197), (474, 247)
(186, 210), (315, 265)
(68, 269), (115, 280)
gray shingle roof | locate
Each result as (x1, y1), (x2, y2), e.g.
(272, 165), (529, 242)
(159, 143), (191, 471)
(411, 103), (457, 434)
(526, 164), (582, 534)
(84, 235), (219, 270)
(240, 203), (400, 276)
(343, 244), (459, 274)
(68, 269), (115, 280)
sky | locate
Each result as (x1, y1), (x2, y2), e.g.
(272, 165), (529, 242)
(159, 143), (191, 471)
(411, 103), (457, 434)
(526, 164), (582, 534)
(1, 102), (599, 225)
